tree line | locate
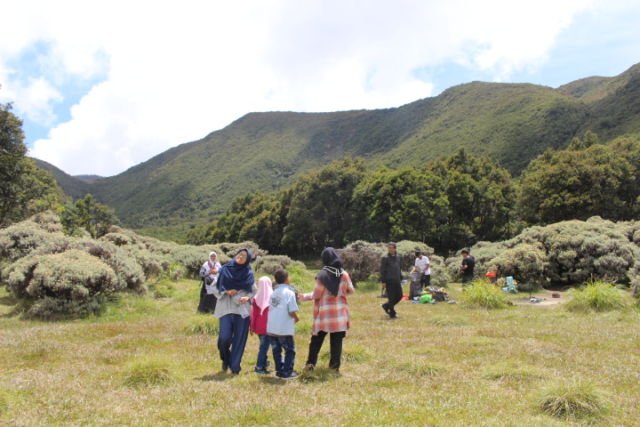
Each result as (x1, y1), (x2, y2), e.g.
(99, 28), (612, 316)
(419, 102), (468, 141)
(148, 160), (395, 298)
(188, 131), (640, 256)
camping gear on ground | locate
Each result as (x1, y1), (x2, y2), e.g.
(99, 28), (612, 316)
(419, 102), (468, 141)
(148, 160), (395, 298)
(419, 293), (433, 304)
(426, 286), (449, 302)
(485, 270), (497, 283)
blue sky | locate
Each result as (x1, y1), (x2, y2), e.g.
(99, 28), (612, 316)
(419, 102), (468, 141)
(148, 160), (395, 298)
(1, 0), (639, 176)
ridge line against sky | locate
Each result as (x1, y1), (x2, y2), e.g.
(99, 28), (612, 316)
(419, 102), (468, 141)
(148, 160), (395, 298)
(1, 0), (639, 177)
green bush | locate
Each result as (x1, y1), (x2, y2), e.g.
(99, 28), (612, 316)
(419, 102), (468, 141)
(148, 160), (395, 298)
(566, 281), (630, 312)
(537, 380), (608, 421)
(0, 219), (68, 262)
(447, 217), (640, 287)
(254, 254), (305, 275)
(337, 240), (386, 283)
(488, 243), (547, 288)
(5, 249), (119, 318)
(460, 280), (509, 309)
(30, 210), (64, 233)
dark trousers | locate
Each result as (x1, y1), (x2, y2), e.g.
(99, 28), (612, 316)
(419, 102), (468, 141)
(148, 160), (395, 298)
(384, 281), (403, 316)
(306, 331), (346, 370)
(197, 282), (217, 313)
(270, 335), (296, 377)
(421, 274), (431, 289)
(218, 314), (250, 374)
(255, 334), (270, 371)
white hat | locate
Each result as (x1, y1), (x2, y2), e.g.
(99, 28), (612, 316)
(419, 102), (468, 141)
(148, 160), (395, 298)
(209, 251), (217, 258)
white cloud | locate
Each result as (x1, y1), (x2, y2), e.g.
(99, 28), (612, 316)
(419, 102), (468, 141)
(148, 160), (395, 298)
(0, 0), (599, 175)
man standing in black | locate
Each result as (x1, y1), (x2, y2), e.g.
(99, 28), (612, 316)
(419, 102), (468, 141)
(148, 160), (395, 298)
(380, 242), (402, 319)
(461, 248), (475, 284)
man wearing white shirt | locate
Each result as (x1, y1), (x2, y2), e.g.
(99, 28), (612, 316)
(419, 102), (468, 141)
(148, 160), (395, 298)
(413, 251), (431, 289)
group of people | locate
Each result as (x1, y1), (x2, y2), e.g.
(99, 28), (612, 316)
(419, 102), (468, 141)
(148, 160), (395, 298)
(198, 247), (354, 379)
(197, 243), (475, 377)
(379, 242), (475, 319)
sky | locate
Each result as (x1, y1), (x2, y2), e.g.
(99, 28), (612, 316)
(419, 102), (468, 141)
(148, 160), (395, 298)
(1, 0), (639, 177)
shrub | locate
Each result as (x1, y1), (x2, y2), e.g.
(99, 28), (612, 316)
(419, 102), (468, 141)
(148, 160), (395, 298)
(395, 240), (435, 271)
(216, 241), (265, 259)
(460, 280), (509, 309)
(337, 240), (386, 283)
(5, 249), (119, 318)
(0, 219), (68, 262)
(70, 239), (145, 292)
(447, 217), (640, 287)
(566, 281), (630, 312)
(488, 243), (547, 288)
(30, 210), (64, 233)
(537, 380), (608, 421)
(254, 255), (305, 275)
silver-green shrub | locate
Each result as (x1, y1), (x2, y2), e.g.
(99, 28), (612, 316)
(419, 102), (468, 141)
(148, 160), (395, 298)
(0, 219), (68, 262)
(254, 255), (305, 275)
(488, 243), (547, 288)
(5, 249), (119, 318)
(446, 217), (640, 287)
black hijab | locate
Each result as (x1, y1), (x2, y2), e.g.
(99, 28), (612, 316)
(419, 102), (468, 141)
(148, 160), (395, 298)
(316, 247), (344, 296)
(216, 248), (254, 293)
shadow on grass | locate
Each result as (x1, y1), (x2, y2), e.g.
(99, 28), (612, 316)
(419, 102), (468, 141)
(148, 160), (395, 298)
(195, 372), (236, 382)
(257, 376), (288, 386)
(0, 294), (19, 306)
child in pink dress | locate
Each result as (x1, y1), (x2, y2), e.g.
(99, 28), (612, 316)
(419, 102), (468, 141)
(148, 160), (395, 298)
(250, 276), (273, 374)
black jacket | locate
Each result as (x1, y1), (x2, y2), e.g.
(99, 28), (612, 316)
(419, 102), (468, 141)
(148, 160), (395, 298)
(380, 255), (402, 284)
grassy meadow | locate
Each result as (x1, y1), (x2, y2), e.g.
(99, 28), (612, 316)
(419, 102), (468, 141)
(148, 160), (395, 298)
(1, 279), (639, 426)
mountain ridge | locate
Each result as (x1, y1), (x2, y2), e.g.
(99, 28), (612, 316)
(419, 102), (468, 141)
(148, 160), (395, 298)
(35, 62), (640, 234)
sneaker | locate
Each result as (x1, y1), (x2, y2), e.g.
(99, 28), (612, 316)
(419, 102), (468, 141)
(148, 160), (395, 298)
(381, 304), (391, 315)
(279, 372), (298, 380)
(254, 369), (269, 375)
(303, 364), (315, 372)
(221, 362), (229, 373)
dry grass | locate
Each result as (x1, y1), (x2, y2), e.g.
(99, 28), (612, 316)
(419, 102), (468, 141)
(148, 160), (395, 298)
(1, 281), (639, 426)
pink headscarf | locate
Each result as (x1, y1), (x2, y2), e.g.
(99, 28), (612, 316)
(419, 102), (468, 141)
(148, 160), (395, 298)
(254, 276), (273, 314)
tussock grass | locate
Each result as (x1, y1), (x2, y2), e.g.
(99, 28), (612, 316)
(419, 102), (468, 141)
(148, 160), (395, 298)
(536, 380), (608, 421)
(123, 358), (174, 388)
(460, 280), (509, 309)
(185, 315), (219, 335)
(566, 281), (630, 312)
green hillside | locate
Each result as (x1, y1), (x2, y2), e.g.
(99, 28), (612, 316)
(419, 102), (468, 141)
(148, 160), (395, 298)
(38, 62), (640, 234)
(32, 158), (92, 200)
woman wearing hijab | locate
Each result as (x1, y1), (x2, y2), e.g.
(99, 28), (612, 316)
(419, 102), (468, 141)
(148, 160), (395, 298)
(211, 248), (255, 375)
(301, 247), (355, 373)
(249, 276), (273, 374)
(197, 251), (221, 313)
